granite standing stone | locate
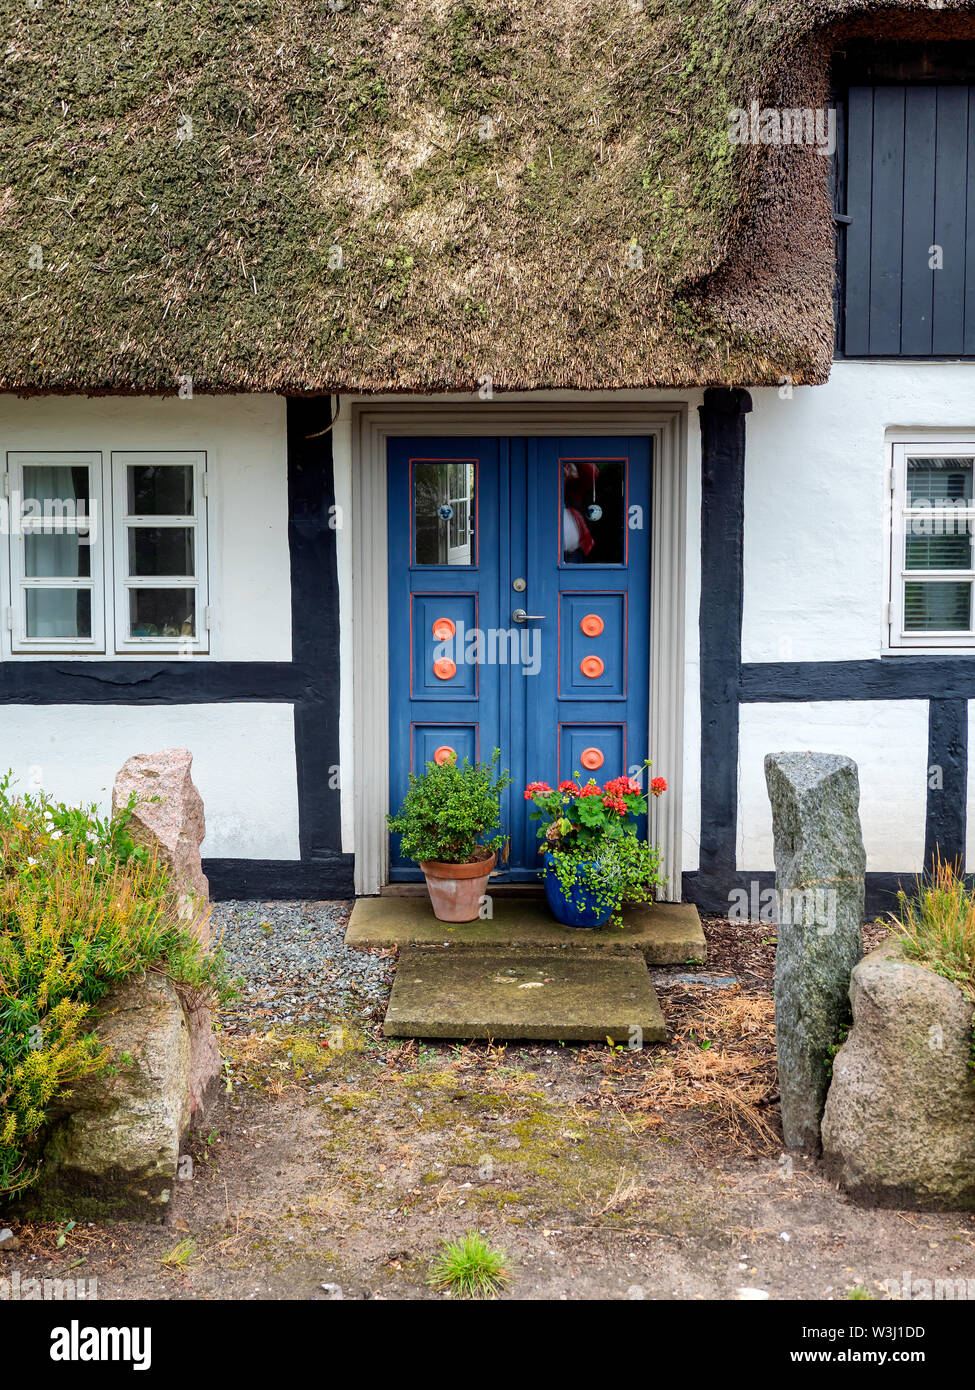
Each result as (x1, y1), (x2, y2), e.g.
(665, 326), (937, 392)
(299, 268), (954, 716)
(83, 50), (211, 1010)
(765, 752), (865, 1152)
(822, 942), (975, 1209)
(112, 747), (209, 910)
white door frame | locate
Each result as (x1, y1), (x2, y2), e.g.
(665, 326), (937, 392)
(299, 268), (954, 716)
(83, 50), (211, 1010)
(350, 401), (689, 898)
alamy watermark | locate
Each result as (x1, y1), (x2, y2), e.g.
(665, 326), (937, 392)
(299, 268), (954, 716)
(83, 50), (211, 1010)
(434, 621), (541, 677)
(0, 492), (97, 543)
(728, 881), (837, 935)
(884, 1271), (975, 1300)
(1, 1270), (98, 1300)
(728, 102), (836, 158)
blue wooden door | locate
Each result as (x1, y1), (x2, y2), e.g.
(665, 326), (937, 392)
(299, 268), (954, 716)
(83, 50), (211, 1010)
(388, 435), (651, 880)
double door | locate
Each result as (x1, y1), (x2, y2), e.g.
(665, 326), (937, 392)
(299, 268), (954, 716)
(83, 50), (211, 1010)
(387, 435), (651, 879)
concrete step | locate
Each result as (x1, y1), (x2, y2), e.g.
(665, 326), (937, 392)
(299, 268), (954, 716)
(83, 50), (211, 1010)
(346, 896), (706, 965)
(383, 946), (667, 1043)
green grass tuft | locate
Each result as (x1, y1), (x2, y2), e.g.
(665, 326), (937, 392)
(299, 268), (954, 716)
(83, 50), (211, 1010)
(893, 857), (975, 1004)
(427, 1230), (511, 1298)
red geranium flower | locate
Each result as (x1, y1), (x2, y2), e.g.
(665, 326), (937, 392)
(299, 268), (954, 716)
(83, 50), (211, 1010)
(604, 775), (642, 797)
(650, 777), (667, 797)
(523, 781), (553, 800)
(578, 782), (602, 798)
(602, 794), (627, 813)
(558, 780), (580, 795)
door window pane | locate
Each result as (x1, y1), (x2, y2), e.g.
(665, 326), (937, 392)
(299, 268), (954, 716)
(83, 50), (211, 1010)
(904, 580), (971, 631)
(26, 588), (92, 639)
(128, 527), (195, 577)
(562, 458), (625, 565)
(413, 461), (476, 565)
(129, 589), (196, 638)
(127, 464), (194, 516)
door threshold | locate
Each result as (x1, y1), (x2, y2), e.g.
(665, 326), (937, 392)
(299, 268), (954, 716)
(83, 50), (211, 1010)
(381, 882), (545, 898)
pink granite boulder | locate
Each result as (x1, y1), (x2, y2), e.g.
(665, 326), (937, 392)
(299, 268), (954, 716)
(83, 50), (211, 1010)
(111, 747), (221, 1142)
(112, 747), (209, 906)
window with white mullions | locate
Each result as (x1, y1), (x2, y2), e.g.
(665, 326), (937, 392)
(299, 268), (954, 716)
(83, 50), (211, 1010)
(7, 451), (105, 652)
(888, 441), (975, 650)
(112, 451), (208, 653)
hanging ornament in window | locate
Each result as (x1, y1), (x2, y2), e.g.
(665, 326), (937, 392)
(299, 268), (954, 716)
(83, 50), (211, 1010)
(585, 469), (601, 522)
(437, 503), (454, 521)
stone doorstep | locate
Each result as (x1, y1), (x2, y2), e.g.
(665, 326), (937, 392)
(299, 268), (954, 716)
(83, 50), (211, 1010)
(383, 946), (667, 1043)
(346, 896), (706, 966)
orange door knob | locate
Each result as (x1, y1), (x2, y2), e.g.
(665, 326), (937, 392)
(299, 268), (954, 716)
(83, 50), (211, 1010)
(580, 747), (604, 770)
(433, 745), (456, 765)
(433, 657), (456, 680)
(432, 617), (456, 640)
(580, 613), (604, 637)
(580, 655), (605, 679)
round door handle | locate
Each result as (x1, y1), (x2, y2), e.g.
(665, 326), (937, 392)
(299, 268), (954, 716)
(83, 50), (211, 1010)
(512, 609), (547, 623)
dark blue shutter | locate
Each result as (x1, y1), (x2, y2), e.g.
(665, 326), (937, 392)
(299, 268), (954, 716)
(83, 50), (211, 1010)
(844, 84), (975, 356)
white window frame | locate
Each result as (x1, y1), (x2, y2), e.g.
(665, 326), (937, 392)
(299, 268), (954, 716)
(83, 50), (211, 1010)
(886, 437), (975, 653)
(111, 451), (209, 655)
(6, 450), (106, 654)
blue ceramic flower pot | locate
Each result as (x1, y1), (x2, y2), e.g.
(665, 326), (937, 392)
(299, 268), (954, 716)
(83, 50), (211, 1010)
(543, 851), (614, 928)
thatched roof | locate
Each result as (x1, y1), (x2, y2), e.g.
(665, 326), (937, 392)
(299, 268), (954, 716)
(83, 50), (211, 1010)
(2, 0), (974, 394)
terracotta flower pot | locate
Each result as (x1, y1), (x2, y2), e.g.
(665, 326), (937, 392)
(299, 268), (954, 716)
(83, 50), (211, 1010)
(419, 852), (497, 923)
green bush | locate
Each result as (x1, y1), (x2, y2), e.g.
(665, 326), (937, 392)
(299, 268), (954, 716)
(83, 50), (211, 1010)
(387, 750), (511, 864)
(0, 776), (234, 1197)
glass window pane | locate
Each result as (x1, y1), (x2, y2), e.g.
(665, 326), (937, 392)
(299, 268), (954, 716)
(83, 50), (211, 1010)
(907, 457), (974, 506)
(26, 588), (92, 639)
(904, 580), (971, 631)
(562, 458), (626, 565)
(128, 527), (195, 577)
(22, 464), (90, 513)
(128, 588), (196, 638)
(414, 462), (476, 565)
(127, 464), (194, 516)
(25, 533), (91, 579)
(905, 524), (972, 570)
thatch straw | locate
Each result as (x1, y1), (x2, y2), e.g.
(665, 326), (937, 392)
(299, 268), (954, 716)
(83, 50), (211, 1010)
(2, 0), (974, 393)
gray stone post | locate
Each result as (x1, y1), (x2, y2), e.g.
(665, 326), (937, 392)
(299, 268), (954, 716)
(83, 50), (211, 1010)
(764, 752), (865, 1152)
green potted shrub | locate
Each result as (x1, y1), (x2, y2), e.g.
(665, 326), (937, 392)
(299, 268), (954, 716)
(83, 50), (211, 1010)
(387, 750), (512, 922)
(524, 768), (667, 927)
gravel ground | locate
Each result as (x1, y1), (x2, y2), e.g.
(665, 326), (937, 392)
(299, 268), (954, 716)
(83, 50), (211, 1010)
(211, 899), (394, 1033)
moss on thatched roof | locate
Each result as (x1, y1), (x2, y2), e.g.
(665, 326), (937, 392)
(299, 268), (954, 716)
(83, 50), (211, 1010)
(1, 0), (974, 393)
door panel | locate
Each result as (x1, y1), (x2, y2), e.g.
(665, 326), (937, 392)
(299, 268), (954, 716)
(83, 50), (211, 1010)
(517, 437), (651, 875)
(388, 438), (503, 877)
(388, 434), (651, 881)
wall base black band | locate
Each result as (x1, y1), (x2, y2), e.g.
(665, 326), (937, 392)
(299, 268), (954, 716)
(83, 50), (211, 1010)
(682, 869), (916, 922)
(205, 855), (355, 901)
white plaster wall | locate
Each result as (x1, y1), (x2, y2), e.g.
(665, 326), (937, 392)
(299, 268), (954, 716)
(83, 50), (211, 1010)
(0, 393), (291, 661)
(743, 363), (975, 664)
(0, 703), (300, 859)
(738, 700), (928, 872)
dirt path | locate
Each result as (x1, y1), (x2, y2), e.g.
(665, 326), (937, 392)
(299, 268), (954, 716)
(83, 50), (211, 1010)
(10, 918), (975, 1301)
